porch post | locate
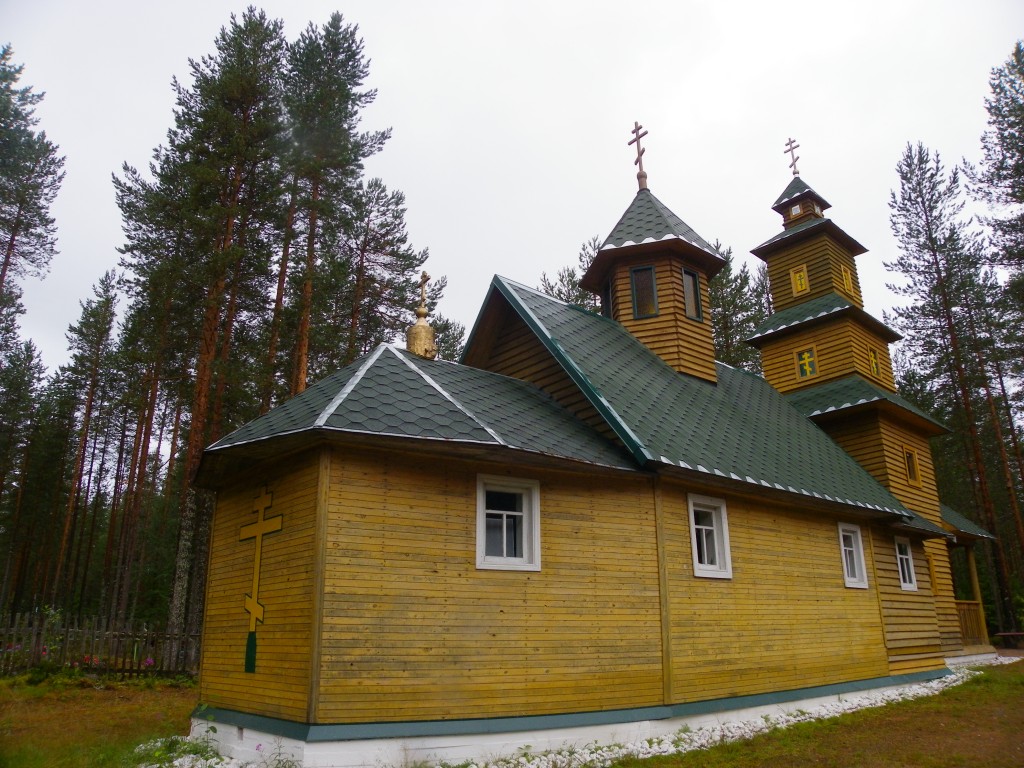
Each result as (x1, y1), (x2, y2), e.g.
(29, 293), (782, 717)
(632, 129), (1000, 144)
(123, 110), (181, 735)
(965, 545), (990, 645)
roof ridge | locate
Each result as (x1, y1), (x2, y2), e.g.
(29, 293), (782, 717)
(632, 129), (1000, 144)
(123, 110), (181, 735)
(313, 344), (389, 427)
(388, 347), (507, 445)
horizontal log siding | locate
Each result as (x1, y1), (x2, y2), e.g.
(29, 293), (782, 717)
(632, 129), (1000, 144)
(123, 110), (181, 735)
(660, 483), (889, 702)
(315, 451), (664, 722)
(822, 414), (961, 655)
(481, 307), (619, 443)
(765, 235), (862, 312)
(200, 452), (319, 720)
(868, 528), (944, 673)
(609, 253), (716, 383)
(760, 319), (857, 393)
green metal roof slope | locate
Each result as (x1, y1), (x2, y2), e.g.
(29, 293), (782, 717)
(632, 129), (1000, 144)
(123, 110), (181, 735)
(941, 504), (995, 540)
(785, 376), (946, 432)
(602, 188), (720, 257)
(747, 291), (900, 345)
(751, 216), (868, 258)
(494, 276), (915, 517)
(204, 344), (634, 471)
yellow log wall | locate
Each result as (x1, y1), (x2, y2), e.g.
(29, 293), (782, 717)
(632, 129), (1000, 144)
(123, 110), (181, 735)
(765, 236), (862, 312)
(199, 451), (320, 720)
(658, 484), (892, 699)
(314, 451), (664, 723)
(760, 319), (895, 394)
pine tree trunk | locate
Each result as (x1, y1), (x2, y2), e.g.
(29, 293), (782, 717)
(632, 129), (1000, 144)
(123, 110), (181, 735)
(262, 183), (297, 413)
(292, 180), (320, 396)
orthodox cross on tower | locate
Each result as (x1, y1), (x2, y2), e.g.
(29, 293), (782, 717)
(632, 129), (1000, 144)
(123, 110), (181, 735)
(239, 486), (282, 672)
(629, 121), (649, 190)
(418, 271), (430, 309)
(784, 137), (801, 176)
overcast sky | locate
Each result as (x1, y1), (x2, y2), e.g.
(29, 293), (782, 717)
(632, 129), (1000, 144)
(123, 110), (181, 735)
(6, 0), (1023, 371)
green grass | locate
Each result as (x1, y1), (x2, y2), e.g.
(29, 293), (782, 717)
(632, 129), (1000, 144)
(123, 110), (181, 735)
(0, 672), (197, 768)
(610, 662), (1024, 768)
(0, 662), (1021, 768)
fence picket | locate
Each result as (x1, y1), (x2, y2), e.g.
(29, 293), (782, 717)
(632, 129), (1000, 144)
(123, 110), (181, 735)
(0, 614), (199, 677)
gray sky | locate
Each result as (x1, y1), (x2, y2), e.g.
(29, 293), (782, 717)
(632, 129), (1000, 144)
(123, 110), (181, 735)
(6, 0), (1023, 371)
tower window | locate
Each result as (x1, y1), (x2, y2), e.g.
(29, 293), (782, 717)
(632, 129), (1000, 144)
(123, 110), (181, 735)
(682, 269), (702, 321)
(790, 203), (802, 216)
(904, 447), (922, 486)
(631, 266), (658, 318)
(795, 347), (818, 379)
(869, 348), (882, 378)
(790, 265), (809, 295)
(841, 265), (854, 294)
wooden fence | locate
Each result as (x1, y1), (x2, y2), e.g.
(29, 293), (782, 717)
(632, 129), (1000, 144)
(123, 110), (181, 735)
(0, 613), (200, 677)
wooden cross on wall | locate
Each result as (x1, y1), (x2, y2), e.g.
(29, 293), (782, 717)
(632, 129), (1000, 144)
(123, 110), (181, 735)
(240, 486), (282, 672)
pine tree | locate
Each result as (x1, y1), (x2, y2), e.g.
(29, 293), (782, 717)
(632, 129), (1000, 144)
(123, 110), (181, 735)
(887, 142), (1020, 630)
(707, 244), (764, 373)
(967, 41), (1024, 267)
(281, 13), (389, 395)
(539, 236), (601, 311)
(0, 45), (65, 295)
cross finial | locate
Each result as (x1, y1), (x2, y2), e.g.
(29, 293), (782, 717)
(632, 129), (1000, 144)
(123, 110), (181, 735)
(784, 137), (801, 176)
(418, 271), (430, 309)
(629, 121), (649, 190)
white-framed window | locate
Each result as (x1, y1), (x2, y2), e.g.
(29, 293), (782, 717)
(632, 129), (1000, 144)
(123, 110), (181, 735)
(476, 475), (541, 571)
(688, 494), (732, 579)
(895, 536), (918, 591)
(838, 523), (868, 588)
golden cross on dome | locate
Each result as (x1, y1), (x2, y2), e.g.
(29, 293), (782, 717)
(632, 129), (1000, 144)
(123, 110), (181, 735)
(629, 121), (649, 190)
(418, 271), (430, 308)
(784, 137), (801, 176)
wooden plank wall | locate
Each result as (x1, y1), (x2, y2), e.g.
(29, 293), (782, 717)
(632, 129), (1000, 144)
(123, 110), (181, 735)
(867, 528), (944, 673)
(315, 451), (664, 723)
(199, 451), (320, 720)
(820, 413), (962, 657)
(765, 236), (862, 313)
(658, 483), (893, 699)
(481, 310), (619, 444)
(760, 319), (895, 394)
(607, 253), (717, 383)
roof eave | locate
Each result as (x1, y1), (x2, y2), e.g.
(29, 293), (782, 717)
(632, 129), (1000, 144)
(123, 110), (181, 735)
(751, 219), (867, 260)
(581, 238), (725, 292)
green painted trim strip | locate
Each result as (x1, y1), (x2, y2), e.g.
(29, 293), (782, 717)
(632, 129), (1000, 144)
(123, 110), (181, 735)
(194, 668), (951, 743)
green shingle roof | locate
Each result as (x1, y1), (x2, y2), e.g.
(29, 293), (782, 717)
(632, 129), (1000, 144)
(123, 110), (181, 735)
(785, 375), (946, 432)
(772, 176), (831, 212)
(492, 276), (917, 518)
(941, 504), (995, 540)
(751, 216), (867, 259)
(601, 188), (720, 258)
(747, 292), (900, 344)
(200, 344), (635, 480)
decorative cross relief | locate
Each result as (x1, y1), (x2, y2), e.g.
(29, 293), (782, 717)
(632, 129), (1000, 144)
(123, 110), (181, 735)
(629, 121), (649, 190)
(784, 137), (801, 176)
(239, 486), (282, 672)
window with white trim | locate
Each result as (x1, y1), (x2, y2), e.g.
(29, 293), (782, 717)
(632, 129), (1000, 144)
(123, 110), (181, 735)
(838, 523), (868, 588)
(476, 475), (541, 571)
(688, 494), (732, 579)
(895, 537), (917, 591)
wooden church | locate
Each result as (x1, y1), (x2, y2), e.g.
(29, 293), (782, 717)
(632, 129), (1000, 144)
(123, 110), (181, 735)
(193, 134), (994, 766)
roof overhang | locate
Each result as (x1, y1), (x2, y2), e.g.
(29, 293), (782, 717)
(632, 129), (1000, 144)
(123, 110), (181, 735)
(581, 238), (725, 292)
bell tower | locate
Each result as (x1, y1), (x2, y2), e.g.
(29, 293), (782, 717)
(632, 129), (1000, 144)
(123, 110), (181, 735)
(747, 148), (963, 659)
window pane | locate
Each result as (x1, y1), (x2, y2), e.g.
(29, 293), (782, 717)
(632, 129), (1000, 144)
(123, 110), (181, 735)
(486, 490), (522, 512)
(505, 514), (522, 557)
(485, 514), (504, 556)
(682, 269), (702, 320)
(632, 267), (657, 317)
